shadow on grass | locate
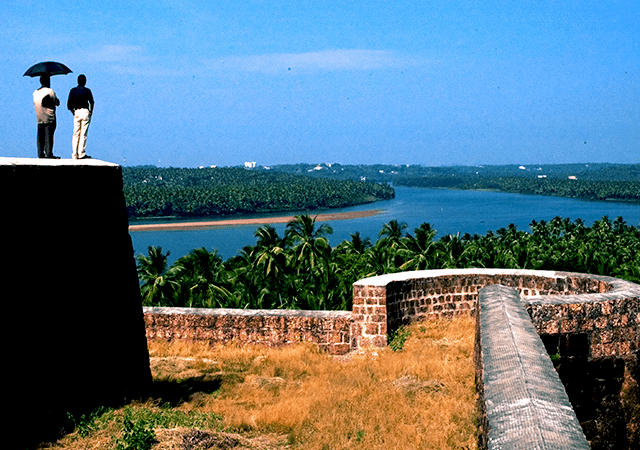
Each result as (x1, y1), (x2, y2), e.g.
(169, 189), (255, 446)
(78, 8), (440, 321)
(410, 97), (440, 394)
(32, 374), (240, 449)
(148, 373), (244, 407)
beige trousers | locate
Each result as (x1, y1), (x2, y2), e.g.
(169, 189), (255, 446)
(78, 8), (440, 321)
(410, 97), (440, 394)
(72, 108), (91, 159)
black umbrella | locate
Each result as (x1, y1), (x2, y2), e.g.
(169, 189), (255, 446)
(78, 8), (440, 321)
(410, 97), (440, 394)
(23, 61), (72, 77)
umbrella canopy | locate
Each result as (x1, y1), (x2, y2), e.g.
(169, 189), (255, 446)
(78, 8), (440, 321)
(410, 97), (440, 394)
(23, 61), (72, 77)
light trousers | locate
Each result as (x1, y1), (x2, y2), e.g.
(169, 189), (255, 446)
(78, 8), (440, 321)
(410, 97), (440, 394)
(72, 108), (91, 159)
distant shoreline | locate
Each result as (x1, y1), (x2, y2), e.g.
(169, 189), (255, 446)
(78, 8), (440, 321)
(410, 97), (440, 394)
(129, 209), (383, 232)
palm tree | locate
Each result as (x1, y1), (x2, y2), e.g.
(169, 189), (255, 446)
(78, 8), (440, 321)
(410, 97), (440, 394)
(171, 247), (232, 308)
(253, 225), (289, 279)
(337, 231), (372, 255)
(398, 223), (437, 271)
(285, 214), (333, 273)
(378, 219), (408, 245)
(375, 219), (409, 270)
(284, 214), (334, 309)
(136, 246), (178, 305)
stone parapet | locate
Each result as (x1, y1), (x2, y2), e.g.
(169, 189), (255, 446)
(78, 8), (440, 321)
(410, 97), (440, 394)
(351, 269), (640, 359)
(475, 285), (589, 449)
(351, 285), (388, 348)
(146, 270), (640, 361)
(355, 269), (640, 448)
(144, 307), (352, 355)
(524, 272), (640, 359)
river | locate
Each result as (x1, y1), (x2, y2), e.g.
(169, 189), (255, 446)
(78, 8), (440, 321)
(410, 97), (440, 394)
(129, 186), (640, 265)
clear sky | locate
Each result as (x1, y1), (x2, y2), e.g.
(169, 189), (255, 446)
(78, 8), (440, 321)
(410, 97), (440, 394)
(2, 1), (638, 168)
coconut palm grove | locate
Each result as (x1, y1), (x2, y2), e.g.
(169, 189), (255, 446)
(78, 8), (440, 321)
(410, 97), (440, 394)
(132, 164), (640, 311)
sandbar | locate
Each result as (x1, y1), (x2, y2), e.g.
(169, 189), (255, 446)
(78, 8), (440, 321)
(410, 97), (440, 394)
(129, 209), (383, 232)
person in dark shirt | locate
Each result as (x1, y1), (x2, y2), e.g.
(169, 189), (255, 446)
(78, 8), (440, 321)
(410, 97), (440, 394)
(67, 74), (95, 159)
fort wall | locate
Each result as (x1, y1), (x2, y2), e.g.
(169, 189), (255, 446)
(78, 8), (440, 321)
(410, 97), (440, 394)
(144, 307), (352, 355)
(475, 285), (590, 449)
(145, 268), (640, 448)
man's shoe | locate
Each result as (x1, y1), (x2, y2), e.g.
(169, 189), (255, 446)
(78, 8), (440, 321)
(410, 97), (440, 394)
(46, 155), (61, 159)
(78, 155), (92, 159)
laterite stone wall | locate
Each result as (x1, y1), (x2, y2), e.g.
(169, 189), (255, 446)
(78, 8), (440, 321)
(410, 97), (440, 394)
(352, 269), (640, 449)
(142, 264), (640, 448)
(145, 269), (639, 363)
(144, 307), (352, 355)
(350, 268), (639, 360)
(475, 285), (590, 450)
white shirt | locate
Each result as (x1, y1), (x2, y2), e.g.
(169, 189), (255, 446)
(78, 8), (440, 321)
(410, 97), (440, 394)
(33, 87), (58, 124)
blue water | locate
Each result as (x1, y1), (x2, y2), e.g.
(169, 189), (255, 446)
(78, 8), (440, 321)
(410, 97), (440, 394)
(130, 186), (640, 265)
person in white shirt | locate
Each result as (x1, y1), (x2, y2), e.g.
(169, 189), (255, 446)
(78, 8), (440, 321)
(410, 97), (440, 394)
(32, 75), (60, 159)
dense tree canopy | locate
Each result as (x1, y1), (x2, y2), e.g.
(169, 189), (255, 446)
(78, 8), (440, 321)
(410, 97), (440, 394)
(131, 164), (639, 310)
(123, 167), (394, 218)
(266, 162), (640, 203)
(137, 215), (640, 311)
(123, 164), (640, 220)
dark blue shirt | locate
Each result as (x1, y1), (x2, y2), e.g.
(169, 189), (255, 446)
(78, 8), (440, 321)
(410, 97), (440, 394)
(67, 86), (94, 111)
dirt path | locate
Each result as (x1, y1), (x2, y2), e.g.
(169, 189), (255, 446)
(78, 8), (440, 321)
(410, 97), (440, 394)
(129, 209), (383, 231)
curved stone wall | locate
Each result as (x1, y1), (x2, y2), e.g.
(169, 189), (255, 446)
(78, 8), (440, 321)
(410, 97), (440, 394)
(353, 268), (640, 449)
(351, 268), (639, 359)
(145, 269), (640, 359)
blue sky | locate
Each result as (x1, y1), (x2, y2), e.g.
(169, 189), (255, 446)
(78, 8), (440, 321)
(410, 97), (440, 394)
(2, 1), (638, 167)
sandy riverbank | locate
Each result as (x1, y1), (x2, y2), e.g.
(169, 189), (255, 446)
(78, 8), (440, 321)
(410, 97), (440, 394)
(129, 209), (383, 232)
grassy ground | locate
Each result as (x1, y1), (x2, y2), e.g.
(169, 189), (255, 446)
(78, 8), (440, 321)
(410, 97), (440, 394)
(38, 317), (477, 450)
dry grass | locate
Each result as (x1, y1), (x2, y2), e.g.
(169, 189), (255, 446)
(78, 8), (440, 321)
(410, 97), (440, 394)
(40, 317), (477, 450)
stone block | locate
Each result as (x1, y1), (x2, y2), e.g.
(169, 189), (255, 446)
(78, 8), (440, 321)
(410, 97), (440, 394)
(595, 316), (609, 329)
(561, 319), (579, 333)
(365, 323), (379, 335)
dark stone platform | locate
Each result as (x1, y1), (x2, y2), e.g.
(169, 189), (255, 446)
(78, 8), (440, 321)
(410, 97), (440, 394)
(1, 158), (151, 446)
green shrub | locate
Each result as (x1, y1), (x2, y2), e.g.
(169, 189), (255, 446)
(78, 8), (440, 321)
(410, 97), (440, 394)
(388, 326), (411, 351)
(116, 408), (156, 450)
(67, 406), (113, 437)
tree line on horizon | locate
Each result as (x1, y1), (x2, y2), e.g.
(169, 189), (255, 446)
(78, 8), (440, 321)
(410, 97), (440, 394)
(137, 214), (640, 311)
(261, 162), (640, 203)
(394, 176), (640, 203)
(122, 164), (640, 219)
(265, 162), (640, 182)
(122, 166), (394, 218)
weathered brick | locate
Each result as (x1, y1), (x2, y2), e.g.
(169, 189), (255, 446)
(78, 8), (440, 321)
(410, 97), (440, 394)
(595, 316), (609, 329)
(365, 323), (378, 335)
(560, 319), (578, 333)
